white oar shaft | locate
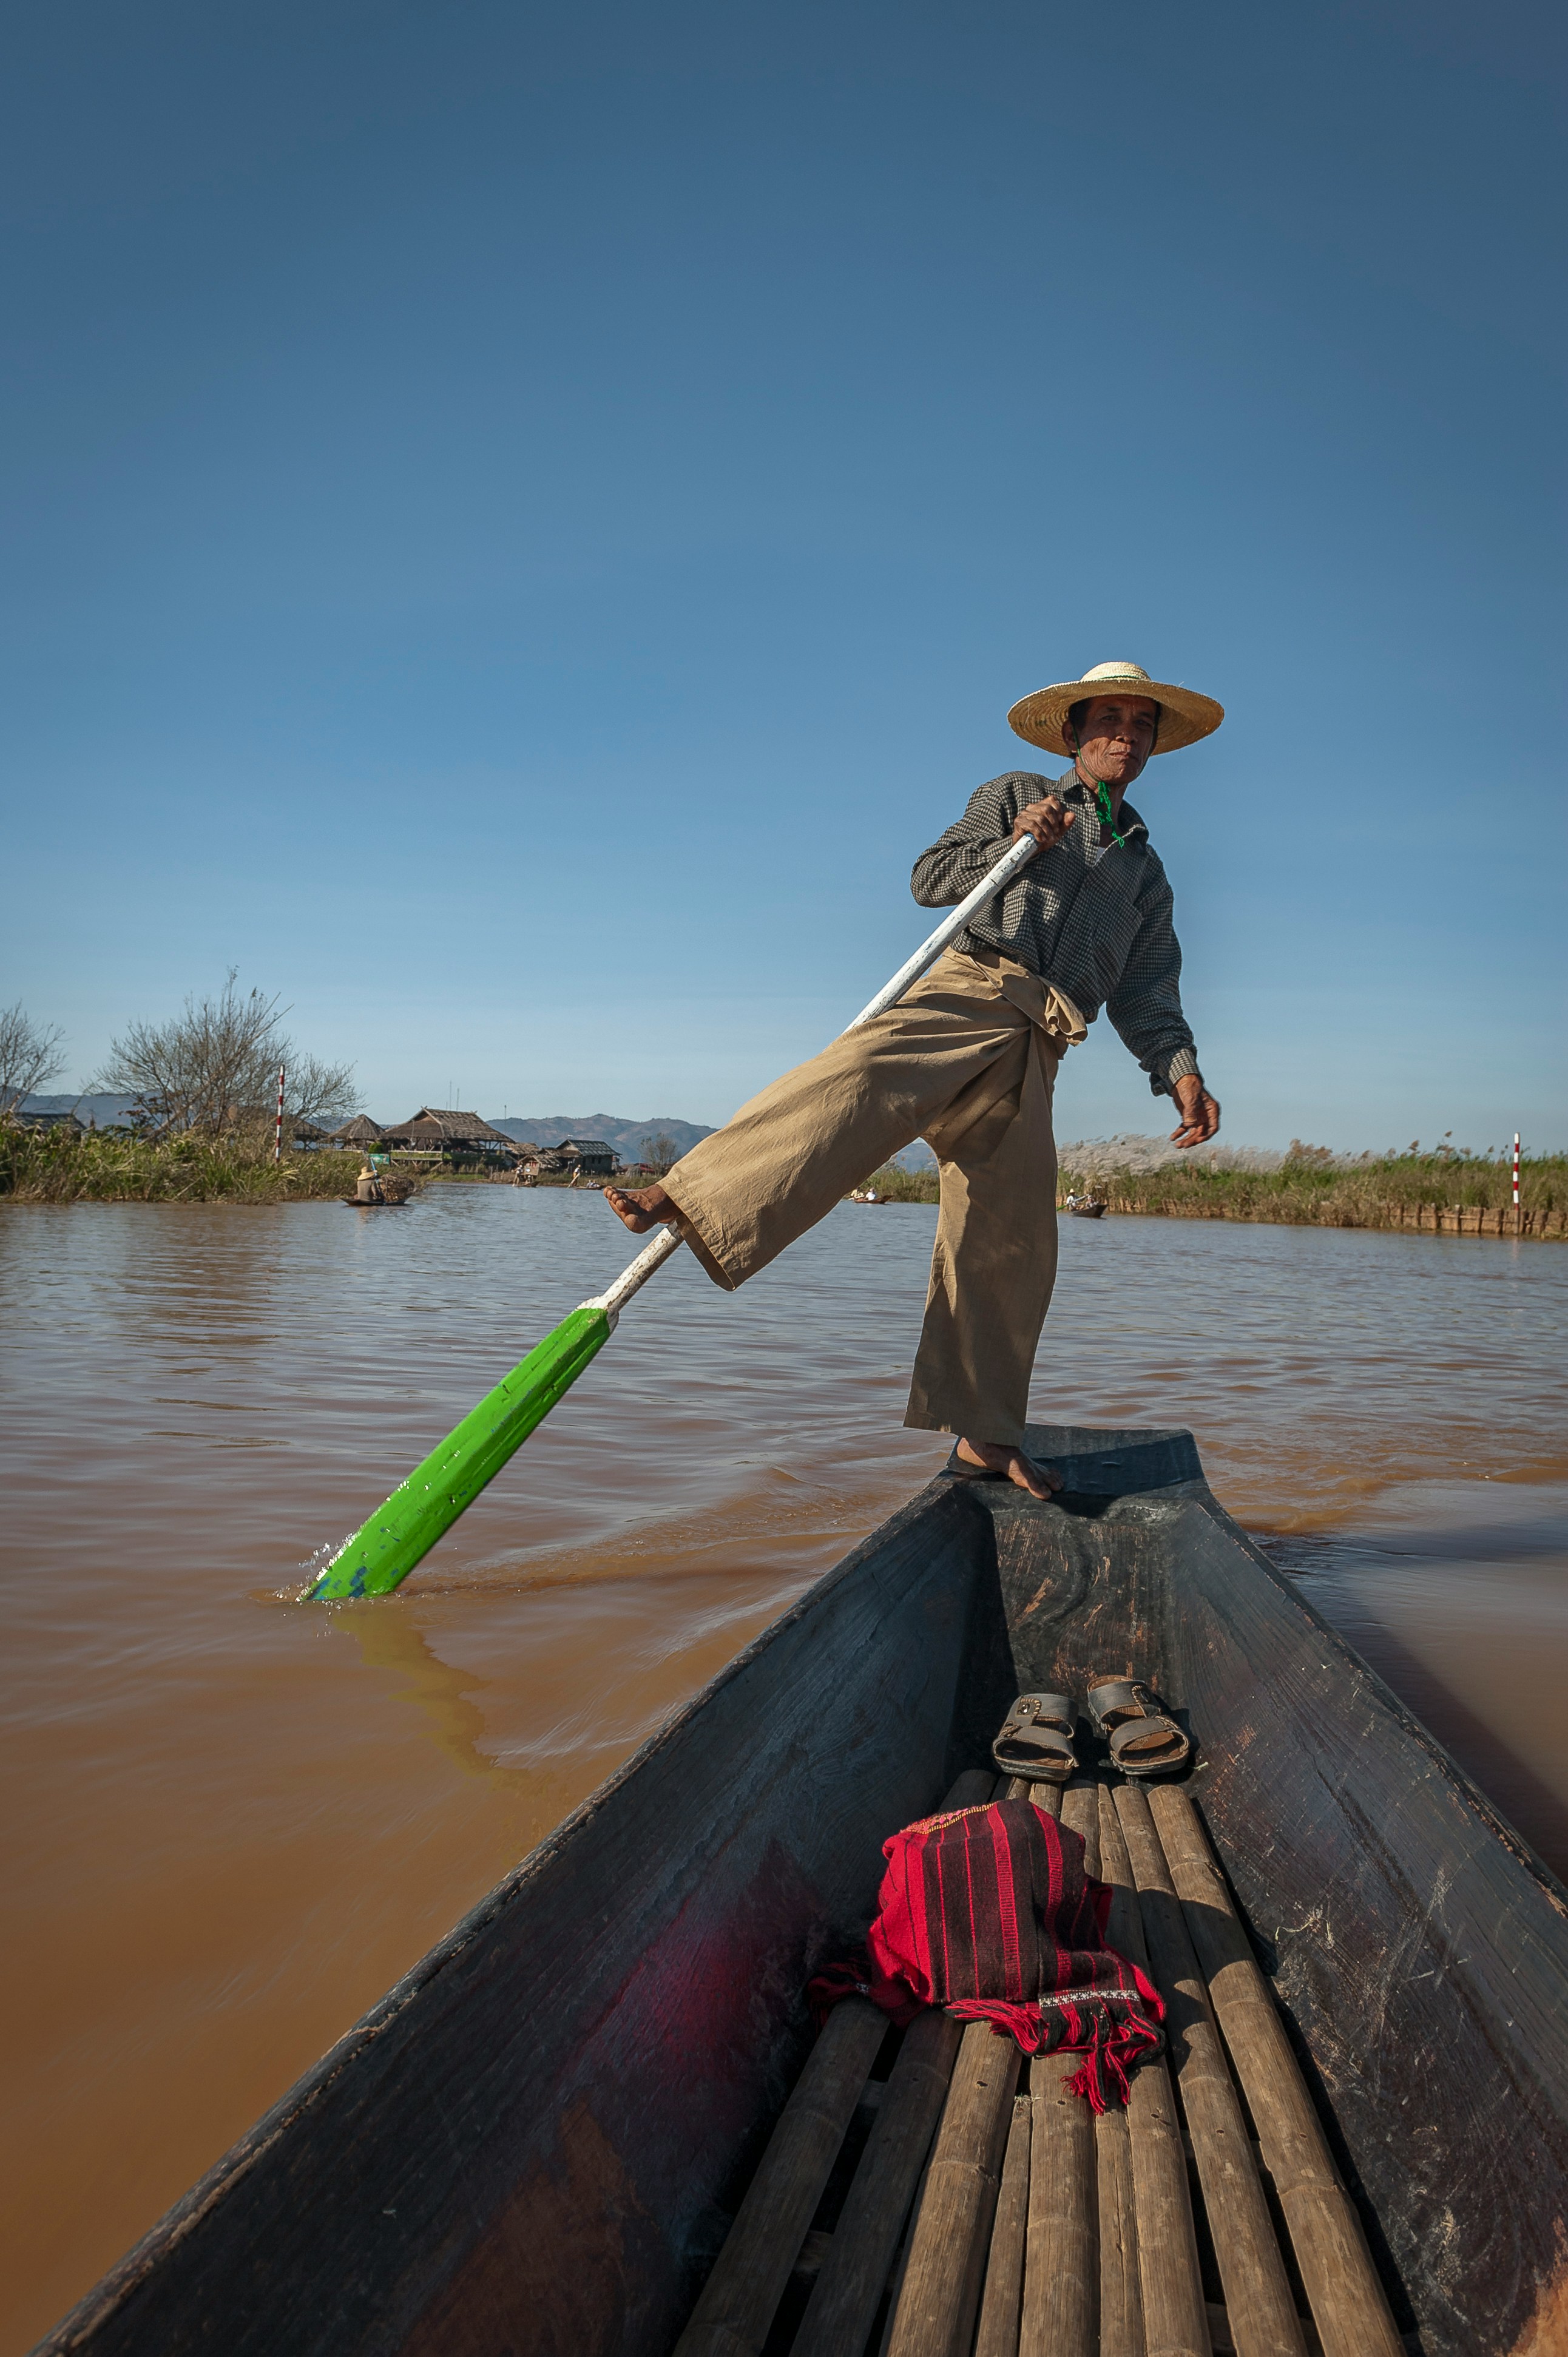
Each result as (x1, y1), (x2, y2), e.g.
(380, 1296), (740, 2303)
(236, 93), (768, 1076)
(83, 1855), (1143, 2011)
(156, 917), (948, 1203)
(586, 832), (1041, 1315)
(584, 1223), (684, 1322)
(843, 831), (1040, 1031)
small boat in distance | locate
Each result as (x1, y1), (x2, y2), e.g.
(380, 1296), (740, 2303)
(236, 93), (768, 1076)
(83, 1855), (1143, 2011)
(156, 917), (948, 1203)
(342, 1165), (415, 1208)
(36, 1428), (1568, 2357)
(1064, 1191), (1106, 1218)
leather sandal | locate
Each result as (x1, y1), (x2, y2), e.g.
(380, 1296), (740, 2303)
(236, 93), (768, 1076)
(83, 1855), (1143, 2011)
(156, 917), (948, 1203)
(1087, 1678), (1192, 1779)
(992, 1693), (1078, 1784)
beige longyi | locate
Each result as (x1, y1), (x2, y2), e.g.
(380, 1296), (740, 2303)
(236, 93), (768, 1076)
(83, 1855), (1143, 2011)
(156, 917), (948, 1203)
(661, 947), (1086, 1446)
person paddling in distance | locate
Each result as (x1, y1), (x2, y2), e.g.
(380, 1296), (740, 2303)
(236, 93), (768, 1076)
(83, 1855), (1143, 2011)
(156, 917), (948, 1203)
(607, 660), (1223, 1500)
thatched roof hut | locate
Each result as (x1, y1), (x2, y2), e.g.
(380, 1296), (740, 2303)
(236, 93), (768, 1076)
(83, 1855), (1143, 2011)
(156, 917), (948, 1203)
(381, 1108), (514, 1157)
(331, 1115), (386, 1146)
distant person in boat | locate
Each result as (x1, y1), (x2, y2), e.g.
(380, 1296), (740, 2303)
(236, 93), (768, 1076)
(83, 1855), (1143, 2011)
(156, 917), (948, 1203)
(607, 660), (1223, 1498)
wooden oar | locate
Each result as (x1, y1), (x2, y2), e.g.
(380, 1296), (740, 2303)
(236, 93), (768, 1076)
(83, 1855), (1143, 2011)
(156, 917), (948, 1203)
(306, 833), (1040, 1600)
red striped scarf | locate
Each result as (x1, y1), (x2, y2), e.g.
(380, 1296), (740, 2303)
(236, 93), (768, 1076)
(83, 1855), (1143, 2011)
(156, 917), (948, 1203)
(810, 1799), (1164, 2111)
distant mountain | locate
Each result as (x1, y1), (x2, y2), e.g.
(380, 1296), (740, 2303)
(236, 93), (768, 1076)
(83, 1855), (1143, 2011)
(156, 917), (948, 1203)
(16, 1095), (717, 1159)
(485, 1114), (716, 1160)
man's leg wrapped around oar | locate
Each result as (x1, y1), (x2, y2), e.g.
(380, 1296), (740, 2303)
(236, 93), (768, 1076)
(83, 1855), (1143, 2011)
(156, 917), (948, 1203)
(313, 948), (1076, 1601)
(647, 948), (1084, 1453)
(301, 661), (1225, 1598)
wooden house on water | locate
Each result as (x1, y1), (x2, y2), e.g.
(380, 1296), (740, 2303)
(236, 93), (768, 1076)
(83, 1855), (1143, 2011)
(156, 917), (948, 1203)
(550, 1135), (619, 1178)
(516, 1137), (620, 1182)
(379, 1109), (515, 1169)
(518, 1148), (566, 1179)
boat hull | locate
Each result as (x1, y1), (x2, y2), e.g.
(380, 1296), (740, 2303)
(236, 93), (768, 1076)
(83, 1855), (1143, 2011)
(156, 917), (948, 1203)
(35, 1428), (1568, 2357)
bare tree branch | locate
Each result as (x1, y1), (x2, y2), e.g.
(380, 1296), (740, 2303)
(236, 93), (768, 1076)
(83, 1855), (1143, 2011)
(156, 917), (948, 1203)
(94, 972), (360, 1138)
(282, 1052), (360, 1131)
(0, 1004), (69, 1120)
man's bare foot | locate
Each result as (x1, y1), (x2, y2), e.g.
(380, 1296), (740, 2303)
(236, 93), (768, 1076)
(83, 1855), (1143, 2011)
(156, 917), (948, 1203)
(954, 1439), (1063, 1500)
(604, 1183), (679, 1235)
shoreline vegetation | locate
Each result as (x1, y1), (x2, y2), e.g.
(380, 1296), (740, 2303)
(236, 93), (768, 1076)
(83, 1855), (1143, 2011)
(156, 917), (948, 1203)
(863, 1150), (1568, 1239)
(4, 1124), (1564, 1239)
(0, 1128), (377, 1203)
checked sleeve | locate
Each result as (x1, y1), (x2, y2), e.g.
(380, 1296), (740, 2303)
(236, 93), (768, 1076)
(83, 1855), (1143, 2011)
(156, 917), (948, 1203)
(910, 774), (1025, 906)
(1105, 866), (1200, 1097)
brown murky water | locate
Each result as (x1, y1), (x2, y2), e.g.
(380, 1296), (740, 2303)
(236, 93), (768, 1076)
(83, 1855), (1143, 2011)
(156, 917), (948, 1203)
(2, 1189), (1565, 2351)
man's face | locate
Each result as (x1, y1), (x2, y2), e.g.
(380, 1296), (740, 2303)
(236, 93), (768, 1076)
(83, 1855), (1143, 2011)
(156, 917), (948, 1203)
(1069, 694), (1159, 787)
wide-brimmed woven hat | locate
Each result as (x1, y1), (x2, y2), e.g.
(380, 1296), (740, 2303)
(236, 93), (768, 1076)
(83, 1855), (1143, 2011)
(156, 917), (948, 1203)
(1008, 660), (1223, 757)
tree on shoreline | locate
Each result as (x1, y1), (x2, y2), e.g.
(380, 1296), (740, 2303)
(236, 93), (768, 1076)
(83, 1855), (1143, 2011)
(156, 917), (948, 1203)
(0, 1004), (68, 1119)
(95, 972), (360, 1137)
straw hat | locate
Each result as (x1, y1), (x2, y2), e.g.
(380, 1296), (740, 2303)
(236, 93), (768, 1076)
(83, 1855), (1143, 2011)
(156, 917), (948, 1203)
(1007, 660), (1223, 757)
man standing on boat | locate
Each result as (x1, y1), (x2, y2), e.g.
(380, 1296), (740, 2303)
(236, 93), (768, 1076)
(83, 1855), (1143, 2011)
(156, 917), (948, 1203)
(607, 660), (1223, 1498)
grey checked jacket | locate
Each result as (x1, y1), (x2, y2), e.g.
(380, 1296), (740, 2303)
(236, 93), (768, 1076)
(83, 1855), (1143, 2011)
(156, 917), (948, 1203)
(911, 768), (1201, 1098)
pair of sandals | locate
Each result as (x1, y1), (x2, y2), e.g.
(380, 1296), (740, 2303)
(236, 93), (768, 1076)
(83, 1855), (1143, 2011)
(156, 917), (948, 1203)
(992, 1680), (1192, 1784)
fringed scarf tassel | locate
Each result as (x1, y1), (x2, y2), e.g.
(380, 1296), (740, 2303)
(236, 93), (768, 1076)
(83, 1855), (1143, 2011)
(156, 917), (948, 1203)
(945, 1988), (1164, 2115)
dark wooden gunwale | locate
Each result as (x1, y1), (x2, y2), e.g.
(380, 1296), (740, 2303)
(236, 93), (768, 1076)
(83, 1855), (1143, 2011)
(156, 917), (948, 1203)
(33, 1427), (1568, 2357)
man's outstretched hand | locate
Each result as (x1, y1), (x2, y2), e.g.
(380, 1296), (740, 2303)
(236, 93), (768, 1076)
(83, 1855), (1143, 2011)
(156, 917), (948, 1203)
(1169, 1074), (1221, 1148)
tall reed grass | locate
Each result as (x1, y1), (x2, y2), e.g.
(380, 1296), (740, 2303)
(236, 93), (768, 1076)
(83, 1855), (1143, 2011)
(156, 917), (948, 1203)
(1065, 1152), (1566, 1228)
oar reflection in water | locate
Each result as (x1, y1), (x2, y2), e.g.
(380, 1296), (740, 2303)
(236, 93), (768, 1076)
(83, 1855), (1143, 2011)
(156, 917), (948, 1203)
(343, 1605), (533, 1796)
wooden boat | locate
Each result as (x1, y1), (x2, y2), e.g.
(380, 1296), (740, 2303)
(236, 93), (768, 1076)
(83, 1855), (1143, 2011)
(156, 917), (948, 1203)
(37, 1425), (1568, 2357)
(1064, 1197), (1107, 1219)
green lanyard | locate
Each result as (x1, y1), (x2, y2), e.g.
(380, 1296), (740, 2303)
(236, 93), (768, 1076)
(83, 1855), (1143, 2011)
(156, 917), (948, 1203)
(1093, 778), (1126, 850)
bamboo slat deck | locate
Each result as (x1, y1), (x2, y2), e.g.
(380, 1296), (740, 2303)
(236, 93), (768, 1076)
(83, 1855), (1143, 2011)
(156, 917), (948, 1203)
(681, 1765), (1404, 2357)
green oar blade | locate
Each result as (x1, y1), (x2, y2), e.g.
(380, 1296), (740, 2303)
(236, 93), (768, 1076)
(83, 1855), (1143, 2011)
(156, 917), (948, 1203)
(308, 1304), (612, 1600)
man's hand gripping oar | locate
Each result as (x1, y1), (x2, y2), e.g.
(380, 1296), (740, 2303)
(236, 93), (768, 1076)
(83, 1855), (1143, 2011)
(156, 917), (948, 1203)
(305, 833), (1043, 1600)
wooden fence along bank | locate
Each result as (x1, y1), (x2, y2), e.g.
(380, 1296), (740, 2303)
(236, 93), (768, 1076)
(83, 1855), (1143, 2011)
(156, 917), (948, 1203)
(1081, 1194), (1567, 1239)
(869, 1152), (1567, 1236)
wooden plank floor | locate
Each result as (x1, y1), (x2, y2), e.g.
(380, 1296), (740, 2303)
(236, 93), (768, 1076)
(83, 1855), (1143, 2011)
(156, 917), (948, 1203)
(675, 1770), (1405, 2357)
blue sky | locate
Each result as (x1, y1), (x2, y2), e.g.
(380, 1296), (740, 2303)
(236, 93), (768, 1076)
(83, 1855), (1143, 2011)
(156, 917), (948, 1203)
(4, 0), (1563, 1151)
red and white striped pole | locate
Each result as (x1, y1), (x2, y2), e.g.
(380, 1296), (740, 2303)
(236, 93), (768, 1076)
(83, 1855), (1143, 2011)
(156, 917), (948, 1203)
(274, 1064), (286, 1164)
(1513, 1131), (1521, 1223)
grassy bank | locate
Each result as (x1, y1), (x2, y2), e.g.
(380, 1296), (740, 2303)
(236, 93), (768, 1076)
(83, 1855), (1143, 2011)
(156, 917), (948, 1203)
(862, 1154), (1568, 1237)
(10, 1124), (1562, 1236)
(863, 1163), (941, 1203)
(0, 1126), (376, 1203)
